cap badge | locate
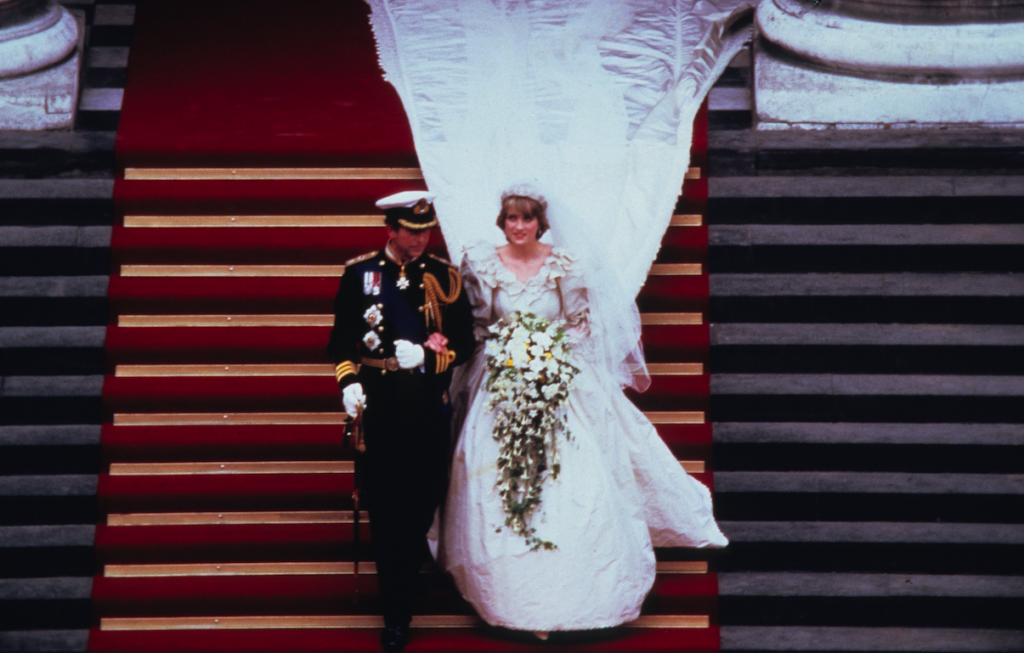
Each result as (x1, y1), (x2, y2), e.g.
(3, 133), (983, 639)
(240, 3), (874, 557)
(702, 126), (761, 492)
(413, 199), (430, 214)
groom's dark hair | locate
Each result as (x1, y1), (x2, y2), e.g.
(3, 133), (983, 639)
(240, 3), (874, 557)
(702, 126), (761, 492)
(497, 192), (549, 238)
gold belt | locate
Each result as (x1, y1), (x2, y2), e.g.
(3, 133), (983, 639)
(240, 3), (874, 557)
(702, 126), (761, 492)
(360, 356), (401, 373)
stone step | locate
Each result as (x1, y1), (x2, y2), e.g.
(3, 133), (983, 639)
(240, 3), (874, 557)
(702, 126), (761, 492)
(708, 196), (1024, 225)
(0, 630), (89, 653)
(711, 324), (1024, 346)
(710, 176), (1024, 198)
(708, 295), (1023, 324)
(710, 224), (1024, 246)
(715, 472), (1024, 495)
(710, 374), (1024, 396)
(713, 422), (1024, 445)
(710, 345), (1024, 375)
(720, 521), (1024, 545)
(713, 442), (1023, 473)
(719, 626), (1024, 652)
(0, 277), (108, 297)
(709, 273), (1024, 297)
(718, 572), (1024, 597)
(709, 246), (1024, 273)
(0, 179), (113, 199)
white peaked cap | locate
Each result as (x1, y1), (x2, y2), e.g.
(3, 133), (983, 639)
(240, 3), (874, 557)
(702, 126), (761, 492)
(375, 190), (437, 210)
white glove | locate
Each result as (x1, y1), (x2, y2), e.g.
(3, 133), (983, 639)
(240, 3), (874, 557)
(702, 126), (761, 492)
(394, 340), (425, 370)
(342, 383), (366, 418)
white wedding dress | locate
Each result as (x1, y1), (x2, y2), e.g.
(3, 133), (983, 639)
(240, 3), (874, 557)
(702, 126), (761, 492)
(435, 244), (728, 631)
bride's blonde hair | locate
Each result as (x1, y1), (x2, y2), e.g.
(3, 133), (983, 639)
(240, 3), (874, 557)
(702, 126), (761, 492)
(497, 186), (549, 238)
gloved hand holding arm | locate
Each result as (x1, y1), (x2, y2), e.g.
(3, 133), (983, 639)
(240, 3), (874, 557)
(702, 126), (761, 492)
(394, 340), (425, 370)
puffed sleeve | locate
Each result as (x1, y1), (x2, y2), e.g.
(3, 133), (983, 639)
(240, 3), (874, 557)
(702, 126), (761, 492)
(461, 246), (498, 342)
(554, 248), (590, 338)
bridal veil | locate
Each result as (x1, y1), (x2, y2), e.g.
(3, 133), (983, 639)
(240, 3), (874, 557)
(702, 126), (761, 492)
(365, 0), (754, 389)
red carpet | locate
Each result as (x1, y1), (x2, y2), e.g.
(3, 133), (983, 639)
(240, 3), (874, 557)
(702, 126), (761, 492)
(92, 1), (719, 650)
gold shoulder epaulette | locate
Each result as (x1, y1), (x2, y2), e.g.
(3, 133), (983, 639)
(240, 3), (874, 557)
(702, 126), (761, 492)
(428, 253), (456, 268)
(345, 250), (379, 266)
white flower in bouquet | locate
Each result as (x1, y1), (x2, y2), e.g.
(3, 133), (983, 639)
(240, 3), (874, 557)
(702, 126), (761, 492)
(485, 340), (500, 357)
(541, 384), (561, 400)
(532, 331), (553, 349)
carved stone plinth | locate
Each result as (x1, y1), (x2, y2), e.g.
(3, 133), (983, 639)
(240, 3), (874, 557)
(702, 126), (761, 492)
(0, 0), (83, 130)
(754, 0), (1024, 129)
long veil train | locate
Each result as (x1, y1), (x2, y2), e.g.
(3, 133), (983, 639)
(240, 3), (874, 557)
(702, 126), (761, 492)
(365, 0), (754, 389)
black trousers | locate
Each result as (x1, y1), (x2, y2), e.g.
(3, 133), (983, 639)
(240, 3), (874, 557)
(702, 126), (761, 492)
(359, 370), (450, 628)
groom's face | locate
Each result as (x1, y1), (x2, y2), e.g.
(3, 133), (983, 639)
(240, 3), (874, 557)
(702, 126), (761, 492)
(387, 225), (431, 261)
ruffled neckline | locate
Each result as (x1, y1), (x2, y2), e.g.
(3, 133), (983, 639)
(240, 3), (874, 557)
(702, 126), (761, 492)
(466, 243), (576, 298)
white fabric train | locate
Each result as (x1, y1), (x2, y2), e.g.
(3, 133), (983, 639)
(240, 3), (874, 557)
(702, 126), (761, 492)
(365, 0), (753, 389)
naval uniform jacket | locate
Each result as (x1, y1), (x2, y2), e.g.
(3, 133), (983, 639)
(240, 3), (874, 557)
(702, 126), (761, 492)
(327, 248), (475, 407)
(327, 247), (475, 509)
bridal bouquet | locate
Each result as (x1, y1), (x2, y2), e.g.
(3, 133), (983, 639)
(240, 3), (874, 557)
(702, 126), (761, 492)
(484, 311), (578, 550)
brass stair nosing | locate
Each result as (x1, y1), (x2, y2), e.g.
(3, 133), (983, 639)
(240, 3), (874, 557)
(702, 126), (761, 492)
(108, 460), (701, 475)
(107, 510), (357, 527)
(122, 167), (698, 183)
(104, 562), (378, 578)
(108, 461), (356, 476)
(670, 214), (702, 227)
(122, 264), (698, 278)
(640, 313), (704, 326)
(99, 614), (708, 631)
(646, 363), (704, 375)
(112, 411), (700, 427)
(112, 412), (350, 427)
(127, 213), (700, 228)
(112, 411), (701, 427)
(117, 314), (334, 327)
(645, 411), (706, 425)
(679, 460), (705, 474)
(102, 560), (707, 578)
(118, 313), (701, 328)
(115, 362), (703, 377)
(124, 215), (385, 228)
(123, 167), (424, 181)
(115, 364), (335, 377)
(120, 265), (346, 278)
(648, 263), (702, 276)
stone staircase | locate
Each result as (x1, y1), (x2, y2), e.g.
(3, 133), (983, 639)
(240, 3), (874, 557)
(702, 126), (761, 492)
(0, 2), (128, 651)
(706, 46), (1024, 651)
(1, 11), (1022, 652)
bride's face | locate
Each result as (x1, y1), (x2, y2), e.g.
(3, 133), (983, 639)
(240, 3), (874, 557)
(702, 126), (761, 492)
(503, 209), (539, 246)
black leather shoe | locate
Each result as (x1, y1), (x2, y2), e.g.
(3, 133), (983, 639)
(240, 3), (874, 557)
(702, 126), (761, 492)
(379, 625), (409, 652)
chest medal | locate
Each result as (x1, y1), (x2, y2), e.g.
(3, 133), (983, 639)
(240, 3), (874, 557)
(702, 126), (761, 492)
(363, 271), (382, 296)
(396, 265), (410, 290)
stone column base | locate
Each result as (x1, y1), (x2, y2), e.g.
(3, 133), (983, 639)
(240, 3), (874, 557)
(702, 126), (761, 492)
(754, 38), (1024, 130)
(0, 9), (84, 131)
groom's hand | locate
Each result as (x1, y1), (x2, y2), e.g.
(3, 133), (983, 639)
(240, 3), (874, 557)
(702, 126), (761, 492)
(394, 340), (425, 369)
(342, 383), (366, 418)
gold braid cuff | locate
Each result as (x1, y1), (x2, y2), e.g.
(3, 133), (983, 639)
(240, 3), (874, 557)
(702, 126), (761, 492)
(422, 268), (462, 333)
(334, 361), (358, 382)
(435, 348), (458, 374)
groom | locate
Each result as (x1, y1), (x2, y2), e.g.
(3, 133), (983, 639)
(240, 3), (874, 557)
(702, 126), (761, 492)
(327, 191), (475, 652)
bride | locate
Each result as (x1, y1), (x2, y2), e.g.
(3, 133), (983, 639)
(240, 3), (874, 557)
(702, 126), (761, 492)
(435, 188), (728, 633)
(365, 0), (753, 635)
